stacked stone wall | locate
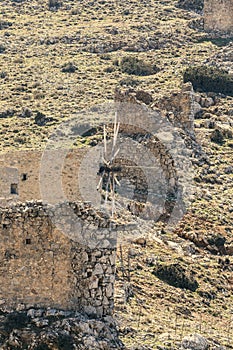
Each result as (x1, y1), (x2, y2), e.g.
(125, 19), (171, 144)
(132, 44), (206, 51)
(0, 201), (116, 318)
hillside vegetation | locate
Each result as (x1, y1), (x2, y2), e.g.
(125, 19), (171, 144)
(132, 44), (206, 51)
(0, 0), (233, 349)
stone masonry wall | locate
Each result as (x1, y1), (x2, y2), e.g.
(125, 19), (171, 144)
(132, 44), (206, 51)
(204, 0), (233, 33)
(0, 166), (19, 200)
(0, 201), (116, 318)
(0, 136), (178, 222)
(0, 149), (87, 206)
(151, 83), (196, 136)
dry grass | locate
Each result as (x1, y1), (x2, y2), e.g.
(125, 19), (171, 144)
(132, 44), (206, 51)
(0, 0), (216, 152)
(0, 0), (233, 349)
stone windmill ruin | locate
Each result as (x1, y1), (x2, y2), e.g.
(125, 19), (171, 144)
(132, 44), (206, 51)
(204, 0), (233, 33)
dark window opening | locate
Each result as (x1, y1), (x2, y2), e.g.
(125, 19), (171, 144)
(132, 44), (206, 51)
(21, 173), (28, 181)
(10, 183), (18, 195)
(98, 277), (103, 287)
(25, 238), (31, 245)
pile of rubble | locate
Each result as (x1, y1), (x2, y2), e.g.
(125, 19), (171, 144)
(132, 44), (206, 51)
(0, 307), (124, 350)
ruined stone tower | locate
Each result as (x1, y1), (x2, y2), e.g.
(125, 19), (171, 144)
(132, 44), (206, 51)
(204, 0), (233, 33)
(0, 201), (117, 317)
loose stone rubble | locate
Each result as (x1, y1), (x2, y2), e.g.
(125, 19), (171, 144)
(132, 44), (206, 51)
(0, 307), (124, 349)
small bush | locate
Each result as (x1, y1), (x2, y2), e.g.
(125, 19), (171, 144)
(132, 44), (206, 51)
(104, 66), (115, 73)
(0, 44), (6, 53)
(4, 312), (29, 332)
(135, 90), (153, 105)
(19, 107), (32, 118)
(177, 0), (203, 13)
(210, 128), (224, 144)
(48, 0), (61, 9)
(183, 65), (233, 96)
(56, 334), (74, 350)
(207, 234), (226, 247)
(0, 71), (7, 78)
(99, 53), (111, 60)
(61, 62), (77, 73)
(120, 56), (159, 76)
(0, 109), (14, 118)
(123, 9), (130, 15)
(0, 21), (12, 30)
(34, 344), (50, 350)
(153, 262), (198, 291)
(35, 111), (55, 126)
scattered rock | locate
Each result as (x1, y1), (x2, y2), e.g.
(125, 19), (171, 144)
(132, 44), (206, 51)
(181, 333), (209, 350)
(0, 44), (6, 53)
(0, 109), (15, 118)
(0, 20), (12, 30)
(18, 108), (32, 118)
(34, 111), (54, 126)
(0, 308), (123, 349)
(132, 237), (147, 247)
(135, 90), (153, 105)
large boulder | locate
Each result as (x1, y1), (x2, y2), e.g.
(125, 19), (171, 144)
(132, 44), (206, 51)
(181, 333), (209, 350)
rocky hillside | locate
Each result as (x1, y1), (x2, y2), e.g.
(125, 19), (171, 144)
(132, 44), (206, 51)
(0, 0), (233, 349)
(0, 0), (221, 151)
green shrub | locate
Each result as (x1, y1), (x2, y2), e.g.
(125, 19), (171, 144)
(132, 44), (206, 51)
(48, 0), (61, 9)
(0, 20), (12, 30)
(153, 262), (198, 291)
(0, 71), (7, 78)
(56, 334), (74, 350)
(177, 0), (203, 13)
(183, 65), (233, 96)
(61, 62), (77, 73)
(120, 56), (158, 76)
(207, 234), (226, 247)
(4, 312), (29, 333)
(210, 128), (224, 144)
(0, 44), (6, 53)
(34, 344), (50, 350)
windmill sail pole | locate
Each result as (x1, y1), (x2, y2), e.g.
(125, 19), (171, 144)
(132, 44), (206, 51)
(103, 125), (107, 159)
(97, 110), (121, 217)
(112, 177), (115, 217)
